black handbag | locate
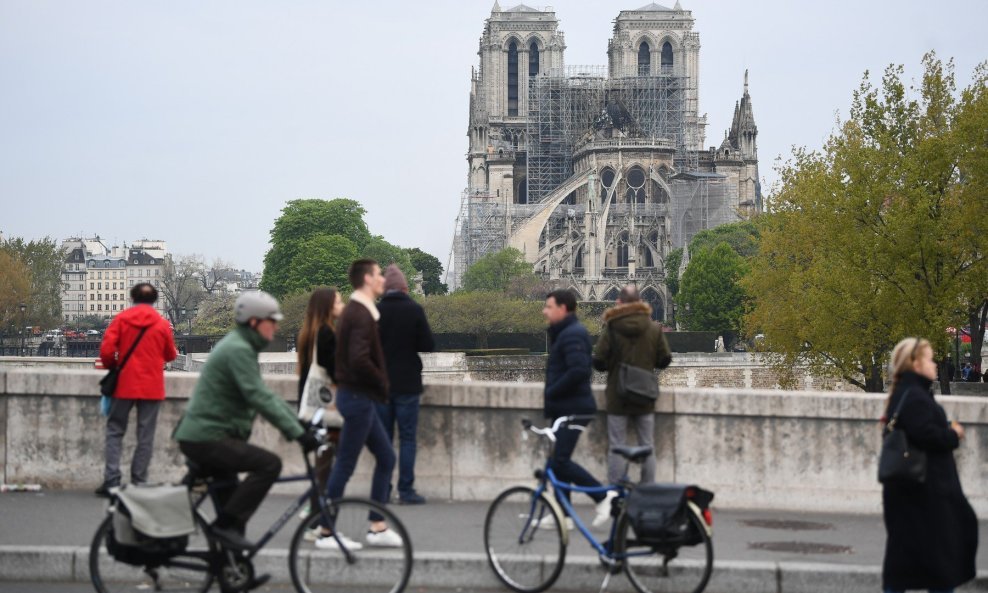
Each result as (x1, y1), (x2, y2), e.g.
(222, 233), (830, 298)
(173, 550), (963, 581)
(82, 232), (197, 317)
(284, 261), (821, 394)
(877, 389), (927, 484)
(609, 325), (660, 404)
(99, 327), (149, 397)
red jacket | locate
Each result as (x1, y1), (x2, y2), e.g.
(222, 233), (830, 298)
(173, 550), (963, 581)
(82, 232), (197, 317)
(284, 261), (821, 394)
(99, 304), (177, 400)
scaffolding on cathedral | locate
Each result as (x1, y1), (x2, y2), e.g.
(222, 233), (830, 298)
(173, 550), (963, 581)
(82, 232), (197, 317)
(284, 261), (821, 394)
(527, 66), (699, 204)
(451, 189), (505, 289)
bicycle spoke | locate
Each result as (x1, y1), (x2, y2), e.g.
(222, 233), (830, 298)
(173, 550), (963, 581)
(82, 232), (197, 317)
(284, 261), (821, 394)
(484, 486), (566, 593)
(619, 510), (713, 593)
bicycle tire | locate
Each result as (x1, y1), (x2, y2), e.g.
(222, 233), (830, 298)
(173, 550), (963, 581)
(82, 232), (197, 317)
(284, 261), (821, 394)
(289, 497), (413, 593)
(484, 485), (567, 593)
(89, 511), (214, 593)
(616, 505), (713, 593)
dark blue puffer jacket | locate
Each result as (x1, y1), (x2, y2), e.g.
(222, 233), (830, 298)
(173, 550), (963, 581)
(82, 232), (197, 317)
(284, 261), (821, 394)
(544, 314), (596, 419)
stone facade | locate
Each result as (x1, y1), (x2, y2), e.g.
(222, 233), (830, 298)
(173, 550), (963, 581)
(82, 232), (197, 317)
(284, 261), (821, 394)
(454, 3), (761, 321)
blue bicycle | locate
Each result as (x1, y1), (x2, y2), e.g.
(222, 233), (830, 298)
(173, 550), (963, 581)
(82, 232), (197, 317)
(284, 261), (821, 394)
(483, 415), (714, 593)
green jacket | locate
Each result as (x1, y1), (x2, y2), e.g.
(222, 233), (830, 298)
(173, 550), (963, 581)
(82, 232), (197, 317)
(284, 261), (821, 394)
(592, 302), (672, 415)
(174, 326), (304, 443)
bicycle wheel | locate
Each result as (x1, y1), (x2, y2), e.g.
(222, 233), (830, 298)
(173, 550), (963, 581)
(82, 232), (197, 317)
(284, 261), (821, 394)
(289, 497), (413, 593)
(484, 486), (567, 593)
(89, 511), (214, 593)
(616, 506), (713, 593)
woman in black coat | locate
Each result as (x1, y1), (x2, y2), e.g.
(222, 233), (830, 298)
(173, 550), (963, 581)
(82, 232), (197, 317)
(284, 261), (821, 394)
(881, 337), (978, 593)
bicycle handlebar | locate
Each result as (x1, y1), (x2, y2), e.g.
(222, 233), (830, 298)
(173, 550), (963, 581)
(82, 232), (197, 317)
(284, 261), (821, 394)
(521, 415), (596, 442)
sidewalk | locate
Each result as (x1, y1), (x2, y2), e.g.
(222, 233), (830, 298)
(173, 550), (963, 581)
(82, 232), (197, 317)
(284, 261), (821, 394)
(1, 490), (986, 592)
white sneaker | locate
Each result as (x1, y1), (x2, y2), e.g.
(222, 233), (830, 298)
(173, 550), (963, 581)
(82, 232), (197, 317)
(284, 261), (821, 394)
(365, 528), (403, 548)
(315, 532), (363, 551)
(303, 527), (324, 542)
(298, 503), (310, 521)
(529, 513), (574, 531)
(592, 491), (619, 528)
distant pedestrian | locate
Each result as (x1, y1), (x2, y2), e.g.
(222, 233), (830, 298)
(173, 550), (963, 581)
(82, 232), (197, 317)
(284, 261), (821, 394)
(592, 285), (671, 485)
(296, 287), (344, 518)
(375, 264), (435, 505)
(961, 362), (971, 381)
(543, 289), (614, 529)
(944, 355), (956, 383)
(881, 337), (978, 593)
(96, 283), (177, 497)
(714, 335), (725, 352)
(322, 259), (403, 549)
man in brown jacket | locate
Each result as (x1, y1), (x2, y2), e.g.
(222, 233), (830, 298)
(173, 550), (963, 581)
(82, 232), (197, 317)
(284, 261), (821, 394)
(318, 259), (402, 550)
(592, 285), (672, 485)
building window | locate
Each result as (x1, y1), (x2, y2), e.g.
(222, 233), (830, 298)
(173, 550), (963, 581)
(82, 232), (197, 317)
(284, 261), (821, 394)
(507, 41), (519, 116)
(600, 168), (616, 203)
(638, 41), (651, 76)
(91, 305), (94, 311)
(90, 282), (94, 290)
(627, 166), (647, 203)
(517, 178), (528, 204)
(617, 232), (630, 267)
(98, 304), (102, 311)
(155, 269), (160, 276)
(661, 41), (673, 71)
(529, 42), (539, 76)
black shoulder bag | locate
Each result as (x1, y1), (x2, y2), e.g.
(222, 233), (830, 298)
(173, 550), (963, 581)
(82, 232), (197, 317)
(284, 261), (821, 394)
(877, 389), (928, 484)
(608, 324), (660, 405)
(99, 327), (149, 397)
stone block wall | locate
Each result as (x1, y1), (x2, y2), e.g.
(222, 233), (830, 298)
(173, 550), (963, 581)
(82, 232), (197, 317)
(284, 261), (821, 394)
(1, 368), (986, 515)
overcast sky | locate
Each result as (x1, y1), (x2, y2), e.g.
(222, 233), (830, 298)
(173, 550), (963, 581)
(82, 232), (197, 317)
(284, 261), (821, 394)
(1, 1), (985, 274)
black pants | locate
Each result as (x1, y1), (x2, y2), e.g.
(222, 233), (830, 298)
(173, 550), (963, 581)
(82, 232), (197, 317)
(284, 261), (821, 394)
(549, 420), (605, 504)
(179, 439), (282, 531)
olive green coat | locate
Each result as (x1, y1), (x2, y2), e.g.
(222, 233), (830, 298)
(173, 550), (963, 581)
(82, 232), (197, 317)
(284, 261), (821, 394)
(592, 302), (672, 415)
(173, 326), (304, 443)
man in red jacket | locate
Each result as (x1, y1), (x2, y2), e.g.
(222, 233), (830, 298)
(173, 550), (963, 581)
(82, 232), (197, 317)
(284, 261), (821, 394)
(96, 282), (177, 497)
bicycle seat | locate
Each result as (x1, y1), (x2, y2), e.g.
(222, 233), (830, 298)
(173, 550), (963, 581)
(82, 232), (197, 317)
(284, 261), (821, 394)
(611, 445), (653, 463)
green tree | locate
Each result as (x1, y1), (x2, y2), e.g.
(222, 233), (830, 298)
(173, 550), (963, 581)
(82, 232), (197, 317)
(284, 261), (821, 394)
(191, 292), (237, 335)
(688, 220), (760, 259)
(362, 236), (416, 282)
(405, 248), (448, 295)
(744, 54), (988, 392)
(423, 291), (544, 348)
(277, 290), (312, 341)
(284, 235), (359, 295)
(0, 250), (32, 343)
(0, 236), (64, 329)
(462, 248), (534, 293)
(676, 243), (748, 333)
(262, 199), (371, 297)
(664, 247), (683, 326)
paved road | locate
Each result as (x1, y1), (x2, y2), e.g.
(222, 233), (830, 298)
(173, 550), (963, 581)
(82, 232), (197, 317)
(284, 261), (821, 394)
(2, 489), (986, 567)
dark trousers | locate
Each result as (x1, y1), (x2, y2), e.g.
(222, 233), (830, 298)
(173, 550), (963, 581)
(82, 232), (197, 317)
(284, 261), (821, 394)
(179, 439), (282, 531)
(326, 388), (395, 516)
(375, 392), (422, 497)
(549, 420), (605, 503)
(104, 398), (160, 486)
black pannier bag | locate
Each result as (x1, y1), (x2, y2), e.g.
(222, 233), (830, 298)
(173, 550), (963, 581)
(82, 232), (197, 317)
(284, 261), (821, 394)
(105, 484), (196, 566)
(624, 483), (713, 546)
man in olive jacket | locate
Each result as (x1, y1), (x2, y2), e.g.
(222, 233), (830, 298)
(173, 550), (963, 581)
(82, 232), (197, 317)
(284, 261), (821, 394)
(174, 291), (316, 552)
(592, 285), (672, 485)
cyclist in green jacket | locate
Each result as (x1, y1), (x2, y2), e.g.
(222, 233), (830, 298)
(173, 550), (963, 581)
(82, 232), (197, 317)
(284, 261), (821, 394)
(174, 291), (318, 552)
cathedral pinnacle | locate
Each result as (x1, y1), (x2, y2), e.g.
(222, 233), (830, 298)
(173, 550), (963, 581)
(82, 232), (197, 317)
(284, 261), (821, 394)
(493, 0), (501, 12)
(674, 0), (682, 9)
(744, 69), (749, 96)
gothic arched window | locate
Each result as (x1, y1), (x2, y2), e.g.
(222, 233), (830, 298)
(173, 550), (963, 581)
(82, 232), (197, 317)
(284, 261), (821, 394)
(508, 41), (519, 116)
(651, 180), (668, 204)
(600, 168), (616, 204)
(627, 166), (647, 203)
(661, 42), (673, 72)
(574, 246), (583, 270)
(617, 232), (630, 267)
(638, 42), (651, 76)
(529, 42), (540, 76)
(642, 287), (664, 322)
(517, 178), (528, 204)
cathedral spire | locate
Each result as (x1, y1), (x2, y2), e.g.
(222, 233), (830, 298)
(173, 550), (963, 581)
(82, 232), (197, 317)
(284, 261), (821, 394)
(744, 69), (749, 96)
(674, 0), (683, 9)
(492, 0), (501, 12)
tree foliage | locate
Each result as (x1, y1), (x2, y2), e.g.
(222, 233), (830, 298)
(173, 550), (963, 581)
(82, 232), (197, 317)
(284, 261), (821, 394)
(261, 199), (372, 298)
(0, 236), (64, 329)
(283, 235), (359, 295)
(462, 248), (535, 293)
(676, 243), (748, 333)
(0, 250), (32, 338)
(688, 221), (760, 259)
(191, 292), (237, 335)
(405, 248), (448, 295)
(160, 255), (206, 326)
(422, 292), (544, 348)
(744, 54), (988, 391)
(362, 236), (416, 282)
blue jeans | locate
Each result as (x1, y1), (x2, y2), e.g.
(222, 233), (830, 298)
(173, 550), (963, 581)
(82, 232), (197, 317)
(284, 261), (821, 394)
(550, 419), (605, 504)
(884, 589), (954, 593)
(325, 388), (395, 518)
(375, 393), (422, 497)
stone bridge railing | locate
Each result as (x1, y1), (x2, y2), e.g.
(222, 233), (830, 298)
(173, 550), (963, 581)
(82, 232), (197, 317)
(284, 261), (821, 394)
(1, 368), (985, 514)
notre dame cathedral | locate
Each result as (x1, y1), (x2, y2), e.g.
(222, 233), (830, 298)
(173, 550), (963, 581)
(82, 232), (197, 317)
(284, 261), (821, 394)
(452, 2), (760, 321)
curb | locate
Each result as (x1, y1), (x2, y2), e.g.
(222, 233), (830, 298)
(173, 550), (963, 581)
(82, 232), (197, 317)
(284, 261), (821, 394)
(2, 546), (986, 592)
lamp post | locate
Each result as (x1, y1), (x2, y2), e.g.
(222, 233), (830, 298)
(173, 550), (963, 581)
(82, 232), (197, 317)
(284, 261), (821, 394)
(955, 326), (961, 381)
(19, 303), (27, 357)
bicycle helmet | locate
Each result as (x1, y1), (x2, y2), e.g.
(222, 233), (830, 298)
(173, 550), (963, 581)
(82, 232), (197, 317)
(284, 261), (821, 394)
(234, 291), (284, 324)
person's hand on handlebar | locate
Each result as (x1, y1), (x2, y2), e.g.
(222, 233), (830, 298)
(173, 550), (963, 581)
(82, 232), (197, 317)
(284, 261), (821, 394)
(297, 430), (321, 453)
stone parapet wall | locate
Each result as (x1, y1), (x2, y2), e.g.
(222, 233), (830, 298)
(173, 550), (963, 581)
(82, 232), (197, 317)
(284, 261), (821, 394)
(2, 368), (987, 514)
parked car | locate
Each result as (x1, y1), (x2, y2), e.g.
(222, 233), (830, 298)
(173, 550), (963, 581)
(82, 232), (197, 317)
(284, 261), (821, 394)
(85, 329), (101, 337)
